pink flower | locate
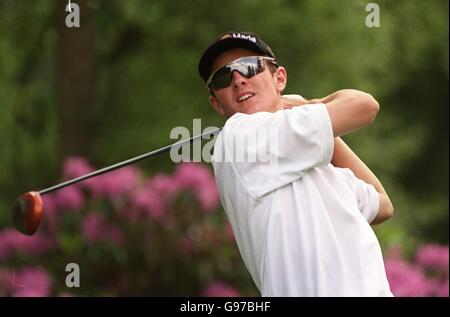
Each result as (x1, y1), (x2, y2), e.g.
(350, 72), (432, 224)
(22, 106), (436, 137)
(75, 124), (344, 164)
(101, 166), (140, 197)
(200, 280), (240, 297)
(0, 268), (12, 296)
(435, 279), (449, 297)
(174, 162), (213, 190)
(196, 185), (220, 212)
(0, 229), (55, 261)
(384, 256), (435, 296)
(82, 213), (104, 243)
(147, 174), (180, 198)
(384, 245), (450, 297)
(63, 157), (94, 179)
(41, 193), (60, 225)
(415, 244), (449, 272)
(131, 187), (166, 219)
(84, 176), (105, 198)
(174, 163), (220, 212)
(42, 193), (59, 216)
(81, 213), (124, 245)
(84, 166), (140, 198)
(0, 237), (10, 261)
(11, 267), (52, 297)
(55, 186), (84, 211)
(105, 225), (124, 245)
(40, 194), (61, 234)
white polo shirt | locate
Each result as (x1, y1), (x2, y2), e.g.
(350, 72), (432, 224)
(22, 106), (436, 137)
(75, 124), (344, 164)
(211, 104), (393, 296)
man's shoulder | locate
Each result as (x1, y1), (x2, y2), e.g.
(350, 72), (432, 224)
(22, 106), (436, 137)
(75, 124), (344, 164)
(224, 110), (285, 129)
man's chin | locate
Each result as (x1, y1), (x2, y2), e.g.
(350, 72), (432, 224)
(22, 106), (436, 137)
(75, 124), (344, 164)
(236, 100), (260, 114)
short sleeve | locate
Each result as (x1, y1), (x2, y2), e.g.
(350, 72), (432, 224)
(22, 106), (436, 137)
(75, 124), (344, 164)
(340, 168), (380, 223)
(215, 104), (334, 198)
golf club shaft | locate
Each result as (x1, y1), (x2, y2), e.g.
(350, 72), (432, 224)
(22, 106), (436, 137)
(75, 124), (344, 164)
(38, 128), (222, 195)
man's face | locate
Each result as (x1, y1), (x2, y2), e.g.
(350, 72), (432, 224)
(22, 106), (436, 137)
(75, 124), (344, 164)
(208, 48), (287, 117)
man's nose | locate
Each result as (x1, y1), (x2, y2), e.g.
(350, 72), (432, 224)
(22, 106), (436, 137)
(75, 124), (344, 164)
(231, 71), (247, 88)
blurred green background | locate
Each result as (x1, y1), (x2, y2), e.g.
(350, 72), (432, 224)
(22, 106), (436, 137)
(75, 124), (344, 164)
(0, 0), (448, 296)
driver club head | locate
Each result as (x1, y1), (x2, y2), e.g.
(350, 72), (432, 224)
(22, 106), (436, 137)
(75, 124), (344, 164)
(12, 191), (43, 236)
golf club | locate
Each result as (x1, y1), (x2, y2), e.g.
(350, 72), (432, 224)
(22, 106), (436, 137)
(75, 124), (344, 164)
(11, 128), (222, 236)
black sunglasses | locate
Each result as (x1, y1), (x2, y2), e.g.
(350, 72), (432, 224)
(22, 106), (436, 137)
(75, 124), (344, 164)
(206, 56), (279, 91)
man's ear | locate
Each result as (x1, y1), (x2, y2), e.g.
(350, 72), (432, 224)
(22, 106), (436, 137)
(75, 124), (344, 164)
(209, 95), (225, 116)
(274, 66), (287, 93)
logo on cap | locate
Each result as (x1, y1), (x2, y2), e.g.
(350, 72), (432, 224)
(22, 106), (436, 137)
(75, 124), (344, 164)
(230, 33), (256, 43)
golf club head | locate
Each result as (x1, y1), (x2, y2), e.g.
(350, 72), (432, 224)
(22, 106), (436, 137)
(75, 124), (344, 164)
(12, 191), (43, 236)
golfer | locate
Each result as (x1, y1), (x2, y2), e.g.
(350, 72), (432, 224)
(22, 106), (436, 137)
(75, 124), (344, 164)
(198, 31), (394, 296)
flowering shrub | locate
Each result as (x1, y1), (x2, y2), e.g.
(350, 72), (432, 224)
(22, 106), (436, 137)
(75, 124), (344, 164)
(1, 157), (448, 297)
(384, 244), (449, 297)
(0, 157), (252, 297)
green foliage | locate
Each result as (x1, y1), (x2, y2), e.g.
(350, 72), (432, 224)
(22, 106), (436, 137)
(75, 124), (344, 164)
(0, 0), (448, 293)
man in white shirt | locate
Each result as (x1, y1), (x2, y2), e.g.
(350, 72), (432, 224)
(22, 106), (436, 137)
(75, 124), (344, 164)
(198, 31), (394, 296)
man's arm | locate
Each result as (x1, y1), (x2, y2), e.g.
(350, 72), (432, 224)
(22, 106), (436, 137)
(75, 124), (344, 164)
(331, 137), (394, 225)
(282, 90), (391, 224)
(309, 89), (380, 137)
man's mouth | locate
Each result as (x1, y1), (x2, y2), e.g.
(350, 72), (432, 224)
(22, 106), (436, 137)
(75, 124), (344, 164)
(237, 93), (255, 103)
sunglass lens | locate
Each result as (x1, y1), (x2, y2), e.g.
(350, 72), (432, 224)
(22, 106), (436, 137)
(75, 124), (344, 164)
(244, 60), (261, 78)
(211, 66), (232, 90)
(210, 57), (266, 90)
